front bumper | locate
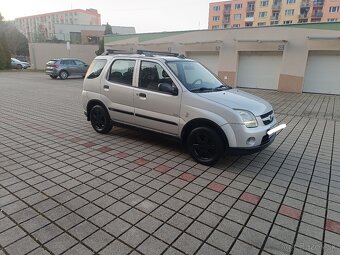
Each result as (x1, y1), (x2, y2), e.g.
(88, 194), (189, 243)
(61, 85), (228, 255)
(227, 133), (276, 155)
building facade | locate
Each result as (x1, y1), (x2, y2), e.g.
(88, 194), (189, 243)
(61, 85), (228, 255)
(208, 0), (340, 29)
(14, 9), (101, 42)
(104, 22), (340, 95)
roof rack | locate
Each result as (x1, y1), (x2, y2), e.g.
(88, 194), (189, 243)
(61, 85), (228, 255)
(136, 50), (179, 57)
(104, 49), (186, 59)
(104, 49), (133, 55)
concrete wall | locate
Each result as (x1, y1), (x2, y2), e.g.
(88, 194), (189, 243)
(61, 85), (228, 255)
(104, 24), (340, 93)
(29, 43), (98, 70)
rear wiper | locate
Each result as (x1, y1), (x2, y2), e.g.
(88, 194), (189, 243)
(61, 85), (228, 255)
(190, 87), (213, 93)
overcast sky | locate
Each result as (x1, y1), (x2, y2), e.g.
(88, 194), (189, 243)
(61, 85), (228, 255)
(1, 0), (216, 33)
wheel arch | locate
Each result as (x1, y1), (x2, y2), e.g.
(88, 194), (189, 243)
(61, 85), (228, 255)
(181, 118), (229, 148)
(86, 99), (108, 121)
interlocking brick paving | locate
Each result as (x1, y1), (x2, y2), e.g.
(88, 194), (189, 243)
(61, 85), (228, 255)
(0, 72), (340, 255)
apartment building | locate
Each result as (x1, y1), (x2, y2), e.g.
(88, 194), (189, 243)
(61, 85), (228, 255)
(208, 0), (340, 29)
(14, 9), (101, 42)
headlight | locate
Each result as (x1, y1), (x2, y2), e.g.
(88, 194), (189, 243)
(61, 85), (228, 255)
(236, 110), (258, 128)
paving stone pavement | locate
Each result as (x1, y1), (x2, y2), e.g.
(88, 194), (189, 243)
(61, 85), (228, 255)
(0, 71), (340, 255)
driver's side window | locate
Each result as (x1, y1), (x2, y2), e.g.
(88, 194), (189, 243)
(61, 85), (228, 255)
(139, 61), (174, 92)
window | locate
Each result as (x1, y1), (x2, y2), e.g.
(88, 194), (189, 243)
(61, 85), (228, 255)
(258, 22), (266, 26)
(61, 60), (76, 65)
(86, 59), (107, 79)
(235, 3), (243, 9)
(233, 24), (240, 27)
(213, 16), (220, 21)
(224, 4), (231, 11)
(246, 12), (254, 18)
(287, 0), (296, 4)
(328, 18), (337, 22)
(259, 12), (267, 18)
(108, 60), (136, 85)
(285, 9), (294, 16)
(329, 6), (340, 13)
(271, 21), (279, 25)
(74, 60), (86, 66)
(212, 25), (219, 29)
(234, 14), (242, 20)
(260, 1), (269, 7)
(283, 20), (293, 24)
(213, 6), (220, 11)
(139, 61), (174, 92)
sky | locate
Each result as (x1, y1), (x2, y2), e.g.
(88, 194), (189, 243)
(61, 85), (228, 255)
(1, 0), (216, 33)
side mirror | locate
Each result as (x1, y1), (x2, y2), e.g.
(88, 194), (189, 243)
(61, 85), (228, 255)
(158, 83), (178, 95)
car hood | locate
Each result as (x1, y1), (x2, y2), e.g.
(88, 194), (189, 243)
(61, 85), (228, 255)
(197, 89), (272, 116)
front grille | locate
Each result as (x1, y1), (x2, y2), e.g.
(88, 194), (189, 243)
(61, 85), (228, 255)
(260, 110), (274, 125)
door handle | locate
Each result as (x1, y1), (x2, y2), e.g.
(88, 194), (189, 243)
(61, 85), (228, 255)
(138, 93), (146, 98)
(103, 85), (109, 91)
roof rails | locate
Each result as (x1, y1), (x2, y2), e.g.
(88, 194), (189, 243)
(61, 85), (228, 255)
(104, 49), (186, 58)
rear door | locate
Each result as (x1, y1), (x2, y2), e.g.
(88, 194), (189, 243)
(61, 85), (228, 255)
(74, 60), (88, 76)
(101, 59), (136, 124)
(133, 60), (181, 135)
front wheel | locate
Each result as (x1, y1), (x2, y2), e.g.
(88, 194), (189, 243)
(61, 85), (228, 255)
(90, 105), (113, 134)
(187, 126), (224, 166)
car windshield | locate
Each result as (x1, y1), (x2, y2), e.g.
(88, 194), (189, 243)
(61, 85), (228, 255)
(166, 60), (231, 93)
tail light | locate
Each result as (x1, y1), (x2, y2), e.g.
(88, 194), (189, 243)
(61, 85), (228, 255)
(51, 64), (59, 68)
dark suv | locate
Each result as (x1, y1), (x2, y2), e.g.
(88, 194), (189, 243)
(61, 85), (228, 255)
(45, 58), (88, 79)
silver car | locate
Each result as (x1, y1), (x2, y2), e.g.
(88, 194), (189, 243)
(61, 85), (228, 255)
(11, 58), (31, 69)
(81, 50), (286, 165)
(45, 58), (88, 79)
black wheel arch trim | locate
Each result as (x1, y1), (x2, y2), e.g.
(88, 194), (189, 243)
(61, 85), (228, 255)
(181, 118), (229, 147)
(86, 100), (109, 121)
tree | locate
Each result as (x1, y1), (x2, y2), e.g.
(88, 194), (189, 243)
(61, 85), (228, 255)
(104, 22), (113, 35)
(0, 32), (11, 69)
(96, 22), (113, 55)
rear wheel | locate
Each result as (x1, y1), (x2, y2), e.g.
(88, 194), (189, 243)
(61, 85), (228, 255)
(59, 70), (69, 80)
(187, 126), (224, 166)
(90, 105), (113, 134)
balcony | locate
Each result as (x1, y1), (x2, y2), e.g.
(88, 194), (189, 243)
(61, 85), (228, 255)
(312, 11), (323, 17)
(245, 17), (255, 22)
(223, 18), (230, 24)
(271, 15), (279, 20)
(272, 4), (281, 10)
(247, 7), (255, 12)
(299, 13), (309, 18)
(224, 9), (231, 14)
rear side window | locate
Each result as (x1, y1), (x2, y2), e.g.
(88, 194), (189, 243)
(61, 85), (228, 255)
(108, 59), (136, 86)
(74, 60), (85, 66)
(86, 59), (107, 79)
(61, 60), (75, 65)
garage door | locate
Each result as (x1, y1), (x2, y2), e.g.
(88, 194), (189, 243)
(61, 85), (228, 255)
(186, 51), (219, 74)
(237, 52), (282, 90)
(303, 52), (340, 95)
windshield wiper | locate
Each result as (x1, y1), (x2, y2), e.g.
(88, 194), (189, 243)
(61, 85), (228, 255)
(190, 87), (213, 93)
(213, 85), (229, 91)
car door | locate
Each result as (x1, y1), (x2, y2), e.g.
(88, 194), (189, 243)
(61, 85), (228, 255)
(134, 60), (181, 135)
(74, 60), (88, 76)
(101, 59), (136, 124)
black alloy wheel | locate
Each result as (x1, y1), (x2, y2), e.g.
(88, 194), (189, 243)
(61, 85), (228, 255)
(187, 126), (223, 166)
(90, 105), (113, 134)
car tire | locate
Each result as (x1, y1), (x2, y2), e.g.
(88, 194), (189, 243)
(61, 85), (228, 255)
(59, 70), (69, 80)
(187, 126), (224, 166)
(17, 64), (23, 69)
(90, 105), (113, 134)
(50, 75), (58, 79)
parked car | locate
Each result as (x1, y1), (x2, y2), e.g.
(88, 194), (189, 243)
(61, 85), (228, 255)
(45, 58), (88, 79)
(81, 50), (286, 165)
(11, 58), (31, 69)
